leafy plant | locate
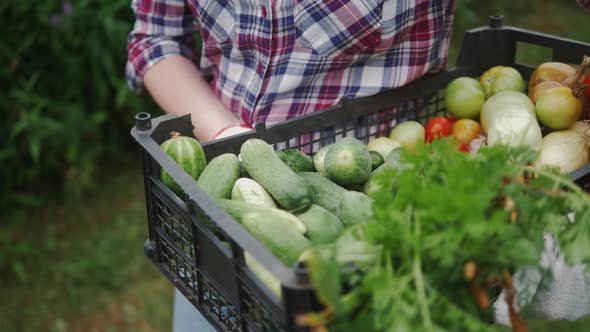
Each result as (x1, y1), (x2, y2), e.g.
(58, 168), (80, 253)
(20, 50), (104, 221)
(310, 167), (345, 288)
(0, 1), (161, 207)
(300, 139), (590, 331)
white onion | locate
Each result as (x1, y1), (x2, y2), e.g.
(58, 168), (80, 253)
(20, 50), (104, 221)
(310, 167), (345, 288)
(534, 122), (590, 174)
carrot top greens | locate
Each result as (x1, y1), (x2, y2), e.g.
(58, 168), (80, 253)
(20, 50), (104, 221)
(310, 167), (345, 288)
(299, 138), (590, 332)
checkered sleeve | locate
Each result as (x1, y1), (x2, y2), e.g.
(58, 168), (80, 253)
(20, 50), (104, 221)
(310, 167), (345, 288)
(126, 0), (200, 93)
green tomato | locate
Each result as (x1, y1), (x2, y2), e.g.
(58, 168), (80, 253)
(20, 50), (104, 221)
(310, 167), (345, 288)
(444, 77), (486, 120)
(479, 66), (526, 98)
(389, 121), (424, 152)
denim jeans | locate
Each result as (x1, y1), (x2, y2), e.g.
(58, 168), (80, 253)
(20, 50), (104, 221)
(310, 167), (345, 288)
(173, 289), (216, 332)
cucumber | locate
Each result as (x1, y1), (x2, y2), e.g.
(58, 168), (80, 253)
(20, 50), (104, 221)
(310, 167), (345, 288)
(324, 137), (372, 187)
(369, 150), (384, 171)
(241, 139), (312, 212)
(299, 172), (348, 215)
(244, 252), (281, 298)
(312, 145), (332, 175)
(217, 199), (307, 234)
(364, 159), (408, 198)
(367, 137), (401, 159)
(364, 163), (394, 198)
(276, 150), (287, 163)
(338, 191), (374, 226)
(197, 153), (240, 198)
(295, 204), (344, 244)
(231, 178), (277, 208)
(386, 148), (402, 165)
(282, 149), (315, 173)
(242, 212), (311, 265)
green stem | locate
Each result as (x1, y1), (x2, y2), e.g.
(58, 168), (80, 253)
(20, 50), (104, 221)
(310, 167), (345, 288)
(520, 165), (585, 196)
(412, 215), (432, 329)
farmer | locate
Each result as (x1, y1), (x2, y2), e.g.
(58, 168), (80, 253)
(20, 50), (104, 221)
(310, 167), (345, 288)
(126, 1), (455, 329)
(125, 0), (589, 331)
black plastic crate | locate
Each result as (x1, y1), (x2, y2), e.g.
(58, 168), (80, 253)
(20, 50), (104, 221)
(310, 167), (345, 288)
(131, 17), (590, 332)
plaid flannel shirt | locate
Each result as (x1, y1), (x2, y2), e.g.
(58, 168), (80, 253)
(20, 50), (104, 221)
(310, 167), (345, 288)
(126, 0), (456, 125)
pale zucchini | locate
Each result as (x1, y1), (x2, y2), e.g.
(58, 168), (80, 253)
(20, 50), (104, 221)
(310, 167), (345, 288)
(231, 178), (277, 208)
(217, 199), (307, 235)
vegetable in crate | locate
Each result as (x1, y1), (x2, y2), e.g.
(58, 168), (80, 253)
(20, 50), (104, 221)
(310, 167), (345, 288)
(366, 137), (400, 160)
(217, 199), (307, 235)
(444, 77), (486, 119)
(479, 65), (526, 97)
(295, 204), (344, 244)
(389, 121), (425, 151)
(452, 119), (483, 146)
(324, 137), (372, 187)
(231, 177), (277, 208)
(368, 150), (384, 170)
(197, 153), (240, 198)
(244, 252), (281, 298)
(313, 145), (332, 175)
(534, 121), (590, 174)
(282, 149), (315, 173)
(298, 138), (590, 332)
(480, 91), (542, 151)
(535, 87), (582, 130)
(299, 171), (348, 215)
(424, 116), (454, 143)
(242, 211), (311, 265)
(160, 131), (207, 195)
(241, 138), (312, 212)
(337, 191), (374, 226)
(529, 55), (590, 119)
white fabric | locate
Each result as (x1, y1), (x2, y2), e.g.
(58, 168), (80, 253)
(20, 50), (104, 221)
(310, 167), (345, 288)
(494, 227), (590, 326)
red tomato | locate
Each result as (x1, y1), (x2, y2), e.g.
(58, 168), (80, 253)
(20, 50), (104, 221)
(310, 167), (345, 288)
(424, 117), (455, 143)
(584, 72), (590, 99)
(458, 142), (470, 153)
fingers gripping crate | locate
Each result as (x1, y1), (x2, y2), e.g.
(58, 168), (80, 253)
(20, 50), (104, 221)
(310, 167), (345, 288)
(131, 18), (590, 332)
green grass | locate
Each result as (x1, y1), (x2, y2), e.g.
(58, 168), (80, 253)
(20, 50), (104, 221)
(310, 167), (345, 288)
(0, 163), (173, 332)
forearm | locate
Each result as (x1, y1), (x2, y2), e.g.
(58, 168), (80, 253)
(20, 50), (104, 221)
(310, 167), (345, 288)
(143, 55), (239, 141)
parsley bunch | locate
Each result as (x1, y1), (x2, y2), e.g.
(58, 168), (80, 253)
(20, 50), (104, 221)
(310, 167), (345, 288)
(301, 139), (590, 332)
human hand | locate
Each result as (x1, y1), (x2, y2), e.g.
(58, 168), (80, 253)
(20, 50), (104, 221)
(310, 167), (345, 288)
(212, 123), (254, 140)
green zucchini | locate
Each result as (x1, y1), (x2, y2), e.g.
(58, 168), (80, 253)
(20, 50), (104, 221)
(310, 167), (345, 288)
(282, 149), (315, 173)
(299, 172), (347, 215)
(242, 212), (311, 265)
(241, 139), (312, 212)
(338, 191), (374, 226)
(244, 252), (281, 298)
(313, 145), (332, 175)
(216, 199), (307, 235)
(295, 204), (344, 244)
(369, 150), (385, 171)
(197, 153), (240, 198)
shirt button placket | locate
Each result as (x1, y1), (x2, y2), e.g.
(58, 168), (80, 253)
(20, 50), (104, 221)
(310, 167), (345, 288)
(250, 1), (271, 123)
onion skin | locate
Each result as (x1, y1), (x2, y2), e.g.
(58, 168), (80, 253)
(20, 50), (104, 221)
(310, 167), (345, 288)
(528, 62), (576, 96)
(529, 56), (590, 119)
(530, 80), (563, 103)
(534, 129), (589, 174)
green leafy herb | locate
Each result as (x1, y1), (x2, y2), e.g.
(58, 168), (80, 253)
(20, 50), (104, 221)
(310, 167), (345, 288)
(300, 139), (590, 332)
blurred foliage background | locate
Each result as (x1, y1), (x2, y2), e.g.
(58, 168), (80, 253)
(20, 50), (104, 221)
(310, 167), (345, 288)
(1, 0), (589, 331)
